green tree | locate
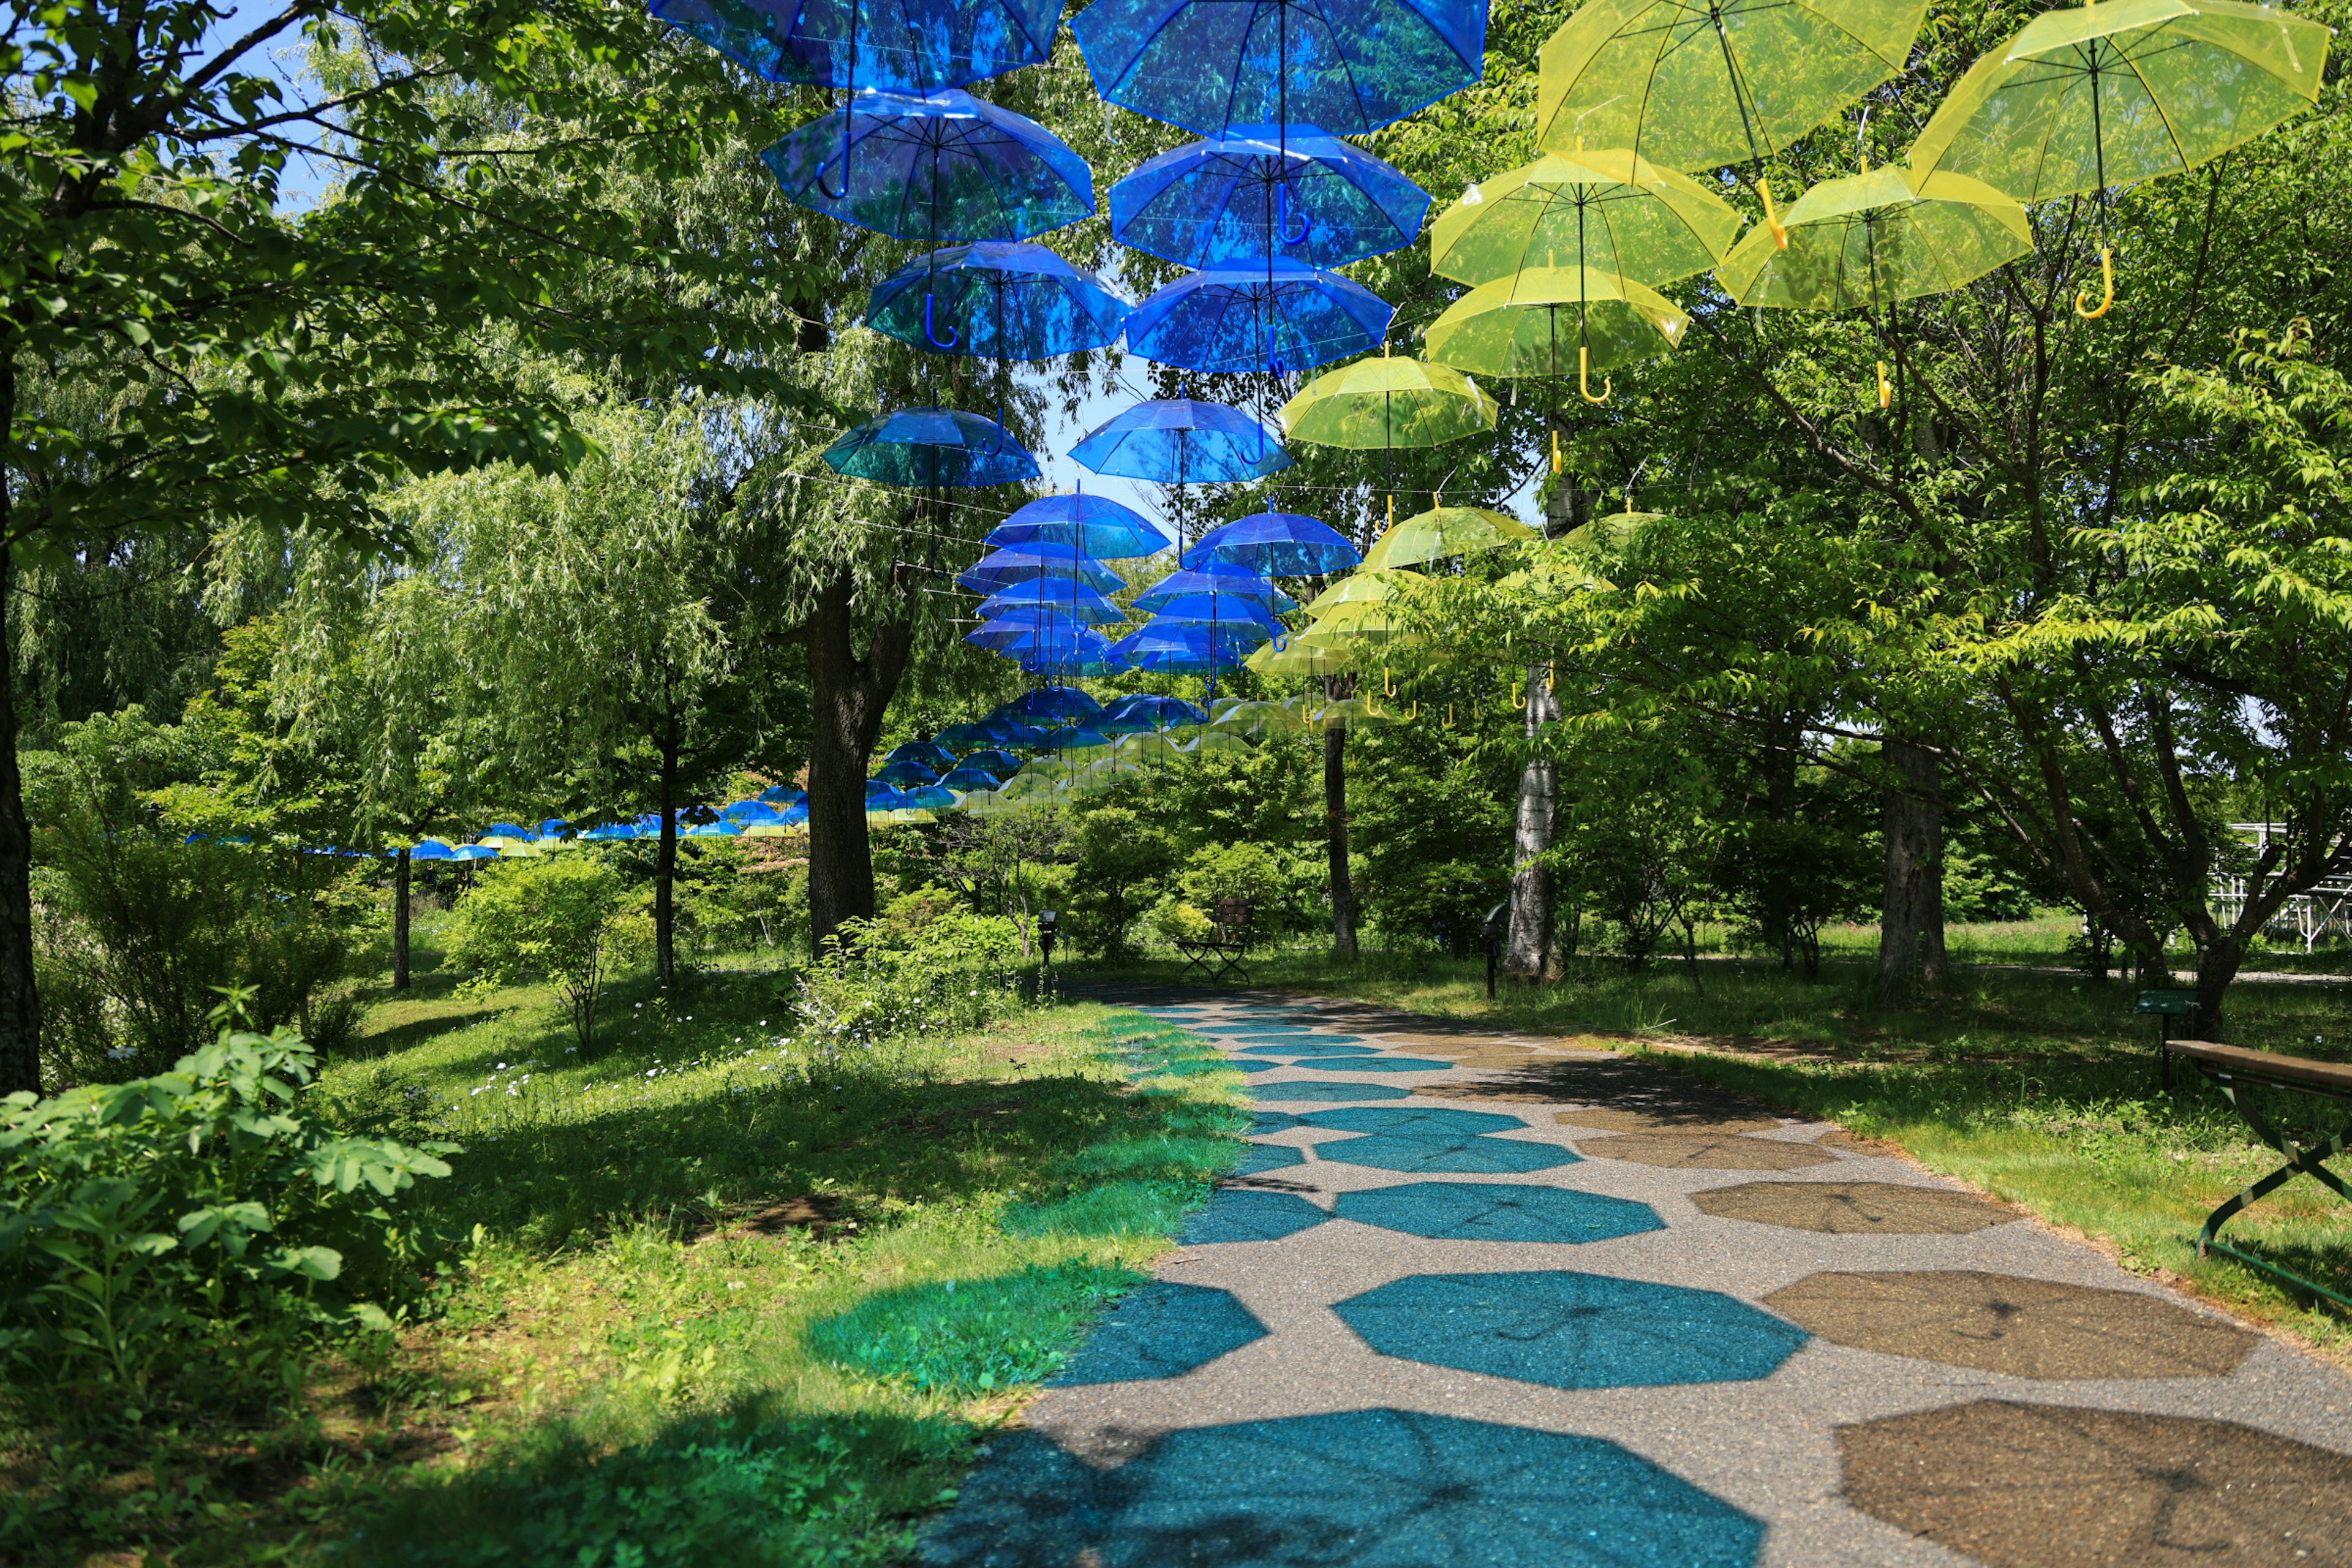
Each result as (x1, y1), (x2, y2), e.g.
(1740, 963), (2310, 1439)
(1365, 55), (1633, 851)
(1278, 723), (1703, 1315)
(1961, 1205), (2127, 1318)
(446, 855), (646, 1054)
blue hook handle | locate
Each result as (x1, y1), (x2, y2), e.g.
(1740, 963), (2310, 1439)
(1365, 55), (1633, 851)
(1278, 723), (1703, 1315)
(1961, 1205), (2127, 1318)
(815, 104), (852, 201)
(1277, 182), (1310, 246)
(923, 292), (960, 350)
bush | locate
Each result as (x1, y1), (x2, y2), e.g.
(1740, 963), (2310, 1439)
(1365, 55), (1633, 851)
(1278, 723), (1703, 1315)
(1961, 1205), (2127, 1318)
(1147, 897), (1214, 945)
(796, 912), (1027, 1048)
(1177, 841), (1283, 911)
(446, 855), (650, 1053)
(0, 1010), (453, 1402)
(677, 841), (809, 954)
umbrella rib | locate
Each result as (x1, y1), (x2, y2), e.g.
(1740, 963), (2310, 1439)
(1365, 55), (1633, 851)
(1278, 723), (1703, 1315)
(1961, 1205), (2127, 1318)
(2114, 24), (2202, 174)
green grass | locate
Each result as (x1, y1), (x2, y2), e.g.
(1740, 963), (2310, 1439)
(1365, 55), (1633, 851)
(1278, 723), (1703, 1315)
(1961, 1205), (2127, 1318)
(1071, 940), (2352, 1357)
(2, 957), (1249, 1567)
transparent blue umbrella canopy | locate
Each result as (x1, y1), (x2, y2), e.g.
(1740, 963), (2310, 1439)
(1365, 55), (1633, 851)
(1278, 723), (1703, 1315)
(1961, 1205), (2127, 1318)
(964, 612), (1113, 653)
(649, 0), (1058, 90)
(988, 493), (1172, 558)
(886, 740), (961, 770)
(1125, 260), (1393, 374)
(1000, 686), (1107, 723)
(824, 407), (1039, 488)
(1111, 126), (1431, 268)
(872, 759), (941, 785)
(868, 241), (1129, 360)
(1068, 398), (1294, 483)
(979, 581), (1133, 626)
(959, 543), (1126, 594)
(762, 89), (1094, 241)
(1134, 564), (1297, 614)
(1185, 511), (1362, 573)
(1072, 0), (1490, 136)
(1102, 693), (1208, 727)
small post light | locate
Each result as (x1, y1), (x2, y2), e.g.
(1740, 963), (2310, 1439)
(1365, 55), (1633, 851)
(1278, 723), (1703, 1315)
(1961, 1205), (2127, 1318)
(1038, 909), (1060, 967)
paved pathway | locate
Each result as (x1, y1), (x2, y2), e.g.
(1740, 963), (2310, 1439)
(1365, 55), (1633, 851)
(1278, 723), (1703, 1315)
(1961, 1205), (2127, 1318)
(925, 990), (2352, 1567)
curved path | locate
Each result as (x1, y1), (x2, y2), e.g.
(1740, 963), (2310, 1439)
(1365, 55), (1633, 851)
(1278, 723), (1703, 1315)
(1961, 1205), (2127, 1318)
(924, 990), (2352, 1567)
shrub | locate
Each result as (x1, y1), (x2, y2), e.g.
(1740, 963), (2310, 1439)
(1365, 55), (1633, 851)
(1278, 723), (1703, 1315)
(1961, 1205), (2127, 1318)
(677, 841), (809, 953)
(1176, 841), (1283, 911)
(446, 855), (650, 1053)
(0, 1010), (453, 1401)
(1147, 897), (1214, 945)
(796, 912), (1027, 1048)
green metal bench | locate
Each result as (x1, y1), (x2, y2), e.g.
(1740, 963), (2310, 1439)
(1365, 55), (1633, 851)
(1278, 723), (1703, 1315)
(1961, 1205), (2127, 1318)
(2166, 1038), (2352, 1311)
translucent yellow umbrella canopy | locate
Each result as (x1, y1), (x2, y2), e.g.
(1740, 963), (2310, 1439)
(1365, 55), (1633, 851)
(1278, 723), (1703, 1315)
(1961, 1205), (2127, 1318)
(1714, 165), (2032, 309)
(1362, 502), (1538, 570)
(1425, 268), (1688, 401)
(1911, 0), (2331, 207)
(1278, 356), (1501, 450)
(1211, 699), (1310, 737)
(1430, 149), (1745, 287)
(1562, 510), (1668, 554)
(1537, 0), (1929, 235)
(1246, 637), (1356, 676)
(1301, 568), (1422, 618)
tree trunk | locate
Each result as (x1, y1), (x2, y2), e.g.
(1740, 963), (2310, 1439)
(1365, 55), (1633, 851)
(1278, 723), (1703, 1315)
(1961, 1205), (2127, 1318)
(805, 569), (914, 951)
(393, 848), (412, 992)
(2190, 938), (2242, 1041)
(1325, 716), (1357, 960)
(1876, 737), (1948, 993)
(656, 731), (678, 984)
(0, 475), (42, 1095)
(1506, 663), (1562, 979)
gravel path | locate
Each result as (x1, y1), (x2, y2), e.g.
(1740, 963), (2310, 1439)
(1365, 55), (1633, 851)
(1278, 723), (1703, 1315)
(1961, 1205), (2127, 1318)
(922, 989), (2352, 1568)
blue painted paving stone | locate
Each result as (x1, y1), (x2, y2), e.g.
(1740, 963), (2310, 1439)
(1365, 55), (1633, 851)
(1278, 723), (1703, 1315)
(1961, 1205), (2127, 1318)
(1230, 1143), (1306, 1175)
(1291, 1055), (1453, 1072)
(921, 1408), (1766, 1567)
(1233, 1042), (1379, 1060)
(1250, 1110), (1308, 1134)
(1180, 1188), (1327, 1243)
(1049, 1281), (1268, 1386)
(1335, 1183), (1665, 1245)
(1336, 1271), (1809, 1389)
(1248, 1080), (1415, 1102)
(1313, 1133), (1581, 1174)
(1302, 1106), (1528, 1135)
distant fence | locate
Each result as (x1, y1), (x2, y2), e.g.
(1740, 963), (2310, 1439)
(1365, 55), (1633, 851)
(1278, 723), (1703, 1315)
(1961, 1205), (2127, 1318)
(2211, 824), (2352, 951)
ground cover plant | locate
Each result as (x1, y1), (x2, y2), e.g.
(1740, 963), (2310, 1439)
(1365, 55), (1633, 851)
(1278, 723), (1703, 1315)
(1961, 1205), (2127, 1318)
(1148, 946), (2352, 1356)
(0, 944), (1246, 1565)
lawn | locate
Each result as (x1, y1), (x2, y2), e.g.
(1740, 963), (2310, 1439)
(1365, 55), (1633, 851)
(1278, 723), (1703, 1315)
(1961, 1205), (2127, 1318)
(1066, 932), (2352, 1359)
(1, 951), (1247, 1566)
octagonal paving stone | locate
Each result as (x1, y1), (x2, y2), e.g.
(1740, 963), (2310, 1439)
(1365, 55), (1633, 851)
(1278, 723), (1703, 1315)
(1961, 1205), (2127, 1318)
(1693, 1181), (2017, 1234)
(1292, 1055), (1456, 1072)
(1335, 1182), (1664, 1245)
(1237, 1040), (1379, 1057)
(1300, 1107), (1528, 1136)
(1336, 1271), (1809, 1389)
(1180, 1188), (1328, 1244)
(1311, 1133), (1582, 1174)
(1229, 1143), (1306, 1175)
(1250, 1080), (1416, 1102)
(1049, 1281), (1268, 1386)
(922, 1408), (1766, 1568)
(1571, 1133), (1839, 1170)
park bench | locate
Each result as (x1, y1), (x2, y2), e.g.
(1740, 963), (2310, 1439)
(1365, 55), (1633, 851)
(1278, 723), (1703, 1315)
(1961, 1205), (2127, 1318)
(1174, 898), (1253, 985)
(2166, 1038), (2352, 1311)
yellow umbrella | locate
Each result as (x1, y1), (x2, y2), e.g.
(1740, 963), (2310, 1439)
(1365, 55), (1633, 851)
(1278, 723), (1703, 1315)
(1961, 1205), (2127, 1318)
(1425, 266), (1687, 404)
(1301, 568), (1425, 619)
(1362, 498), (1539, 570)
(1431, 148), (1744, 287)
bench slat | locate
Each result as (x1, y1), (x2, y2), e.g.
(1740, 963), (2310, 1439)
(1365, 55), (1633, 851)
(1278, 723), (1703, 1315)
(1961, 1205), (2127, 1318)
(2166, 1038), (2352, 1096)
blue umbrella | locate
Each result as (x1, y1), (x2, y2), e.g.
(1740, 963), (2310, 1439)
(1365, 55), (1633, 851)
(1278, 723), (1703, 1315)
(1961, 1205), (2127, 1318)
(1111, 621), (1272, 671)
(763, 88), (1093, 241)
(933, 723), (996, 750)
(1142, 592), (1286, 633)
(684, 818), (743, 838)
(1071, 0), (1489, 137)
(899, 783), (961, 812)
(959, 747), (1026, 775)
(965, 612), (1106, 652)
(758, 785), (808, 805)
(958, 543), (1126, 594)
(722, 799), (788, 822)
(1185, 511), (1363, 573)
(580, 822), (642, 840)
(775, 802), (811, 827)
(985, 719), (1053, 746)
(1126, 260), (1392, 374)
(1110, 126), (1431, 269)
(940, 764), (1009, 790)
(650, 0), (1058, 92)
(869, 241), (1128, 360)
(873, 759), (941, 785)
(979, 582), (1131, 626)
(888, 741), (962, 771)
(865, 780), (914, 811)
(1134, 563), (1297, 613)
(537, 818), (572, 839)
(452, 845), (500, 861)
(483, 821), (534, 840)
(1002, 686), (1106, 723)
(1103, 693), (1208, 726)
(1068, 398), (1292, 483)
(988, 493), (1172, 559)
(825, 407), (1039, 488)
(409, 839), (458, 861)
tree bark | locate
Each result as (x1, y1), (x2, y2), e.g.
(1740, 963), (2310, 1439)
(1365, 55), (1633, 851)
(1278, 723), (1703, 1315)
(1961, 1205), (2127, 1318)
(1505, 663), (1562, 979)
(0, 399), (42, 1093)
(1324, 715), (1357, 960)
(805, 569), (914, 951)
(392, 848), (412, 992)
(2190, 938), (2244, 1041)
(1876, 737), (1948, 993)
(655, 725), (678, 984)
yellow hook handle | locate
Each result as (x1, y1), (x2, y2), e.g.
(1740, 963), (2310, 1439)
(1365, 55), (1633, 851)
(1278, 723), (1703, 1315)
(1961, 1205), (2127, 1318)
(1760, 176), (1787, 249)
(2075, 246), (2114, 320)
(1384, 666), (1395, 697)
(1550, 428), (1561, 476)
(1406, 699), (1419, 720)
(1445, 704), (1456, 729)
(1546, 661), (1556, 694)
(1876, 360), (1891, 409)
(1510, 679), (1524, 709)
(1579, 344), (1611, 405)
